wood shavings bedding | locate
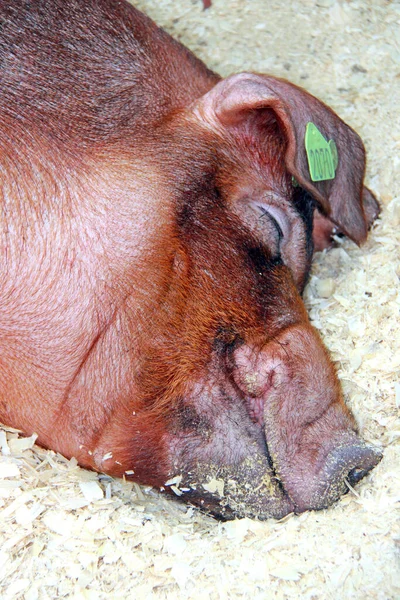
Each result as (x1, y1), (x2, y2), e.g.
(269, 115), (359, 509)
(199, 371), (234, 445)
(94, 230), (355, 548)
(1, 1), (399, 598)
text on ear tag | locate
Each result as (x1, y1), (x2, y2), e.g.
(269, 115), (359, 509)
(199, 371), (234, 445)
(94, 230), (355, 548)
(305, 122), (338, 182)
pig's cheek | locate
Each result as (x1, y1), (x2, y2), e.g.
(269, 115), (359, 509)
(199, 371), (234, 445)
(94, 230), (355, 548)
(162, 386), (294, 519)
(165, 383), (266, 468)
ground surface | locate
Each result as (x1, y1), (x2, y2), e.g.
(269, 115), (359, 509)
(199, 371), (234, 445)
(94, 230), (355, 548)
(1, 1), (399, 598)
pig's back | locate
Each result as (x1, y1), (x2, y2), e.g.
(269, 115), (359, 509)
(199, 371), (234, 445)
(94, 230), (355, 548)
(0, 0), (218, 147)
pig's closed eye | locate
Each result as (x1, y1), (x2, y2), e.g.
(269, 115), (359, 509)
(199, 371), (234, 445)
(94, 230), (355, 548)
(258, 207), (284, 241)
(255, 204), (289, 246)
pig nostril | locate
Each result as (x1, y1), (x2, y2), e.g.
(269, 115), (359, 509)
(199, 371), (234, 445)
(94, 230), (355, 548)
(347, 466), (370, 486)
(313, 442), (383, 510)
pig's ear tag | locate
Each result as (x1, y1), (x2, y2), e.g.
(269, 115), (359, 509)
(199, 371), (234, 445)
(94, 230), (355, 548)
(305, 122), (338, 182)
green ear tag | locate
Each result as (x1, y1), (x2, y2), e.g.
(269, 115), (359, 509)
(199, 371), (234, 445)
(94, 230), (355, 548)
(305, 122), (338, 182)
(329, 139), (338, 171)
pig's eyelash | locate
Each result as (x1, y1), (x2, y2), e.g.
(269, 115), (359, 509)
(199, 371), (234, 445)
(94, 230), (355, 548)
(258, 207), (284, 241)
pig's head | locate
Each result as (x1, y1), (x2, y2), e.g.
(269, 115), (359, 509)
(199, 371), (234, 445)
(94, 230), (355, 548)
(137, 73), (382, 519)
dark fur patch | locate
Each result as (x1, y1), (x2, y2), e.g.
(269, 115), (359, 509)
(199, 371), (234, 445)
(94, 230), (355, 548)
(213, 326), (243, 355)
(292, 187), (315, 256)
(170, 401), (212, 438)
(175, 170), (222, 233)
(245, 244), (282, 275)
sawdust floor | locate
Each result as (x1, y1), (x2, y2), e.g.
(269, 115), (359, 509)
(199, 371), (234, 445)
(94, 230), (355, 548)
(1, 0), (399, 598)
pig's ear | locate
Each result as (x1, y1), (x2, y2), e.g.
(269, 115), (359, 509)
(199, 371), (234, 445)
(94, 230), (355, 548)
(199, 72), (375, 244)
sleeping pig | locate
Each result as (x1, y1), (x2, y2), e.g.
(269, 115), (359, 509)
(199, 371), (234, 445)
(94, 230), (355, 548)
(0, 0), (382, 519)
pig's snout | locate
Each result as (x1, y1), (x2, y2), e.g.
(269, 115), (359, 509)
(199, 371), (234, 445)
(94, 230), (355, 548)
(309, 441), (382, 512)
(232, 325), (382, 514)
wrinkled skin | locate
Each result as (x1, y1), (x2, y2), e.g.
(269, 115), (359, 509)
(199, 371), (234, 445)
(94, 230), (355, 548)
(0, 0), (382, 519)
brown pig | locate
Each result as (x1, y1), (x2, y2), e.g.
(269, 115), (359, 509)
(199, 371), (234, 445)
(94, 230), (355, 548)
(0, 0), (382, 519)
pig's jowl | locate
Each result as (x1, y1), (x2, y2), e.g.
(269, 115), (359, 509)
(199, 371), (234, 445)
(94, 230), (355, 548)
(0, 0), (382, 519)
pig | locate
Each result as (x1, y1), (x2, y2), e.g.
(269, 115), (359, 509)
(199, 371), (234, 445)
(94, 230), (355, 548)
(0, 0), (382, 520)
